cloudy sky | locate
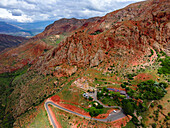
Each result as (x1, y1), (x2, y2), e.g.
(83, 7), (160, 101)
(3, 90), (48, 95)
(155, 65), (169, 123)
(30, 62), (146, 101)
(0, 0), (144, 23)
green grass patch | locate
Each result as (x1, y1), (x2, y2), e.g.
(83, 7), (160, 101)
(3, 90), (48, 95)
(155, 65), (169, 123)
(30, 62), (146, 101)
(41, 34), (66, 46)
(57, 80), (89, 108)
(50, 105), (71, 128)
(29, 108), (52, 128)
(101, 97), (118, 106)
(122, 120), (135, 128)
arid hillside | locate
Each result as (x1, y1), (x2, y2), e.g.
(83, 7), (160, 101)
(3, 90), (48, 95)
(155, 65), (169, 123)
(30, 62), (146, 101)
(0, 17), (99, 73)
(0, 0), (169, 127)
(0, 34), (28, 52)
(32, 0), (170, 76)
(33, 17), (100, 39)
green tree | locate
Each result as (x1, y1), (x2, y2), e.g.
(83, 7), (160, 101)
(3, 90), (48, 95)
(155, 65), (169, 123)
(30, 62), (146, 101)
(122, 100), (134, 115)
(96, 104), (103, 109)
(168, 112), (170, 116)
(150, 103), (154, 108)
(121, 84), (126, 88)
(151, 123), (157, 128)
(89, 107), (100, 117)
(158, 105), (163, 109)
(158, 56), (170, 74)
(89, 97), (93, 101)
(159, 82), (168, 88)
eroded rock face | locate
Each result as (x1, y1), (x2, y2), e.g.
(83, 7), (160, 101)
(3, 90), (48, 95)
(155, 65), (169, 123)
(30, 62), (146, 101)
(32, 17), (100, 40)
(31, 0), (169, 76)
(53, 65), (77, 78)
(0, 18), (100, 74)
(5, 0), (170, 118)
(90, 49), (104, 67)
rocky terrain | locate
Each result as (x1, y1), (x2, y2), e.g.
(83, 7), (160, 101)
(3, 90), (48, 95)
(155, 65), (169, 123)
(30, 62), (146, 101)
(0, 34), (28, 52)
(32, 0), (170, 76)
(33, 17), (100, 40)
(0, 0), (169, 127)
(0, 17), (100, 74)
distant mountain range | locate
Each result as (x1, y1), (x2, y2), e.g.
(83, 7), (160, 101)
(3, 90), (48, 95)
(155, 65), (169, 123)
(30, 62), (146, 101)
(33, 17), (100, 40)
(0, 34), (28, 52)
(0, 20), (54, 37)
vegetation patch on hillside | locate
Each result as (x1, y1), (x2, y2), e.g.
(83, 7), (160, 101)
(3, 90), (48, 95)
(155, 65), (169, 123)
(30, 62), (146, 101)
(0, 65), (29, 128)
(158, 56), (170, 75)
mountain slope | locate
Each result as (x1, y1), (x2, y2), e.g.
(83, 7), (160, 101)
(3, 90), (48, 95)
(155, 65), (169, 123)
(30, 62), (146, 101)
(0, 34), (28, 52)
(32, 17), (100, 40)
(32, 0), (170, 75)
(0, 18), (100, 73)
(0, 21), (32, 37)
(0, 0), (169, 127)
(9, 20), (55, 36)
(0, 21), (21, 33)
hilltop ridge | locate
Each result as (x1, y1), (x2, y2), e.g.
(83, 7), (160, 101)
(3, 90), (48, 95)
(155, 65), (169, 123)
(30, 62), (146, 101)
(0, 34), (28, 52)
(31, 0), (170, 76)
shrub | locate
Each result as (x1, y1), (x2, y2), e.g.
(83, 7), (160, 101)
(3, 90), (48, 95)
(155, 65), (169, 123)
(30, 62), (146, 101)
(125, 87), (130, 91)
(160, 51), (166, 56)
(96, 104), (103, 109)
(151, 123), (157, 128)
(165, 116), (170, 120)
(150, 103), (154, 108)
(89, 97), (93, 101)
(157, 53), (161, 58)
(90, 30), (103, 35)
(137, 80), (166, 100)
(89, 107), (101, 117)
(158, 56), (170, 74)
(159, 82), (168, 88)
(157, 105), (163, 109)
(127, 73), (136, 80)
(148, 49), (154, 57)
(149, 115), (153, 118)
(168, 112), (170, 116)
(121, 84), (126, 88)
(44, 49), (48, 52)
(122, 99), (134, 116)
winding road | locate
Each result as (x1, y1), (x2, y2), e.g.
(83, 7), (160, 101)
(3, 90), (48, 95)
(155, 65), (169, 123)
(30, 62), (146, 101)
(45, 87), (126, 128)
(45, 99), (126, 128)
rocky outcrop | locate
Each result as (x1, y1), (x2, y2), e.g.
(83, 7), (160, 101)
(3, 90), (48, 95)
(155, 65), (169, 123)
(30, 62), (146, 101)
(31, 0), (169, 76)
(2, 0), (170, 119)
(32, 17), (100, 40)
(0, 17), (100, 74)
(53, 65), (77, 78)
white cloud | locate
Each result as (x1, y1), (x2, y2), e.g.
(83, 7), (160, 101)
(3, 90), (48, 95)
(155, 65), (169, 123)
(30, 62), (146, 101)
(0, 0), (143, 23)
(0, 8), (33, 22)
(10, 9), (22, 16)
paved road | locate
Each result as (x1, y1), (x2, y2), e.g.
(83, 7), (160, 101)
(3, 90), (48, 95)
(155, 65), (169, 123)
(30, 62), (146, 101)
(45, 100), (126, 128)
